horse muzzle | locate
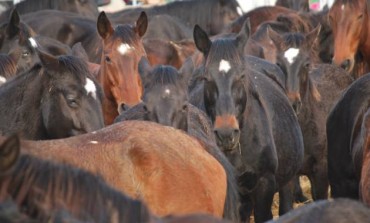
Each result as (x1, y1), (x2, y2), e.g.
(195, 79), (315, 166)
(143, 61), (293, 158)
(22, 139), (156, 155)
(214, 127), (240, 152)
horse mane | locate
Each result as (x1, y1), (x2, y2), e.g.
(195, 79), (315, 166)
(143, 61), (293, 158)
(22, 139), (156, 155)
(144, 65), (183, 90)
(0, 154), (152, 222)
(0, 54), (17, 78)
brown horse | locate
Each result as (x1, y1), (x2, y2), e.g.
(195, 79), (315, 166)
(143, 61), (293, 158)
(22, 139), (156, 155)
(329, 0), (370, 78)
(0, 135), (230, 223)
(15, 120), (227, 218)
(95, 11), (147, 125)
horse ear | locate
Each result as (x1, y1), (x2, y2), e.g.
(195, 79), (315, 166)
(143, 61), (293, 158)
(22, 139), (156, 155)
(7, 9), (20, 38)
(71, 42), (89, 61)
(235, 17), (251, 54)
(37, 49), (61, 73)
(135, 11), (148, 37)
(305, 25), (321, 46)
(267, 25), (283, 49)
(138, 56), (152, 83)
(0, 135), (20, 172)
(97, 11), (114, 39)
(193, 25), (212, 56)
(179, 57), (194, 86)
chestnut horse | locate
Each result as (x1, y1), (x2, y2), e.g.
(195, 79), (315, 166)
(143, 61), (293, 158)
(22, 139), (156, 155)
(96, 11), (147, 124)
(329, 0), (370, 78)
(17, 121), (227, 218)
(0, 135), (230, 223)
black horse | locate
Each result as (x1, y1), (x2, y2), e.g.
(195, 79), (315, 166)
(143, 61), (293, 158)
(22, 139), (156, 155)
(0, 49), (104, 140)
(115, 58), (240, 222)
(193, 19), (304, 222)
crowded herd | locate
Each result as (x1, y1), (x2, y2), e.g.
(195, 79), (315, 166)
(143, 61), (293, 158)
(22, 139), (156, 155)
(0, 0), (370, 222)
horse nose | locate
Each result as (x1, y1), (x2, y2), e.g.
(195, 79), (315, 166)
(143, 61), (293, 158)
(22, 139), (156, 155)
(340, 59), (351, 71)
(214, 128), (240, 148)
(117, 103), (131, 114)
(292, 100), (302, 114)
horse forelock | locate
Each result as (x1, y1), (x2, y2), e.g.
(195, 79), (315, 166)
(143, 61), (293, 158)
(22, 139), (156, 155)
(0, 154), (151, 222)
(57, 55), (90, 82)
(144, 65), (183, 91)
(205, 39), (243, 70)
(114, 25), (146, 55)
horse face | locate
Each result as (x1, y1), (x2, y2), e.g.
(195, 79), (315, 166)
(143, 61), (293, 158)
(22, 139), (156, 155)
(268, 27), (321, 114)
(203, 58), (246, 151)
(194, 20), (250, 152)
(329, 0), (367, 72)
(98, 12), (147, 119)
(143, 85), (188, 131)
(38, 52), (104, 138)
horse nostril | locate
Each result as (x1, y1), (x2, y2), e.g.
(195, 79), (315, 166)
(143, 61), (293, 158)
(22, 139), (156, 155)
(214, 128), (240, 145)
(117, 103), (131, 114)
(340, 59), (351, 71)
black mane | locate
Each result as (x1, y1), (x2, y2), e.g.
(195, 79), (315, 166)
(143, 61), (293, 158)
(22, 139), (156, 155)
(0, 154), (152, 222)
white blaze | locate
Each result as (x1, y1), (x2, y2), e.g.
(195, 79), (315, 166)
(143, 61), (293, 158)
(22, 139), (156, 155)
(28, 37), (38, 48)
(0, 76), (6, 84)
(89, 141), (98, 144)
(164, 88), (170, 95)
(85, 78), (97, 99)
(284, 48), (300, 64)
(219, 59), (231, 73)
(341, 4), (345, 11)
(117, 43), (133, 55)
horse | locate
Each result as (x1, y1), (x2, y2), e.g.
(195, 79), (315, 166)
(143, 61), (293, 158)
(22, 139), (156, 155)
(0, 10), (72, 74)
(267, 27), (353, 201)
(14, 120), (227, 218)
(94, 11), (147, 124)
(114, 59), (240, 221)
(328, 0), (370, 78)
(0, 48), (104, 140)
(193, 20), (304, 222)
(361, 108), (370, 206)
(0, 0), (99, 21)
(327, 73), (370, 199)
(23, 10), (147, 125)
(109, 0), (242, 36)
(266, 199), (370, 223)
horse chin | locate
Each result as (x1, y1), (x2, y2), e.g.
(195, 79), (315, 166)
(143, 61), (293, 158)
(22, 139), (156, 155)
(217, 138), (241, 154)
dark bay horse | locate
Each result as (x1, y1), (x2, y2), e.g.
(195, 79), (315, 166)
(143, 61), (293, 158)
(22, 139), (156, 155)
(17, 120), (228, 218)
(0, 49), (104, 140)
(275, 0), (309, 11)
(0, 10), (72, 74)
(0, 0), (99, 21)
(329, 0), (370, 78)
(109, 0), (242, 36)
(114, 59), (240, 221)
(266, 199), (370, 223)
(193, 20), (304, 222)
(327, 73), (370, 199)
(361, 108), (370, 205)
(0, 50), (20, 83)
(267, 28), (353, 201)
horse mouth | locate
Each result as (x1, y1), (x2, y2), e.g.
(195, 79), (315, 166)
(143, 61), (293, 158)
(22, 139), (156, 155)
(217, 138), (241, 154)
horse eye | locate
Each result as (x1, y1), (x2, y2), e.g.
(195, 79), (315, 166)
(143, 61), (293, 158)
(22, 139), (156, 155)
(304, 62), (310, 69)
(66, 95), (78, 108)
(143, 104), (148, 112)
(105, 56), (112, 63)
(358, 14), (363, 19)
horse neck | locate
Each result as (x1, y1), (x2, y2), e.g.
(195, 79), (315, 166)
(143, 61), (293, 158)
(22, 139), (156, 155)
(0, 69), (47, 139)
